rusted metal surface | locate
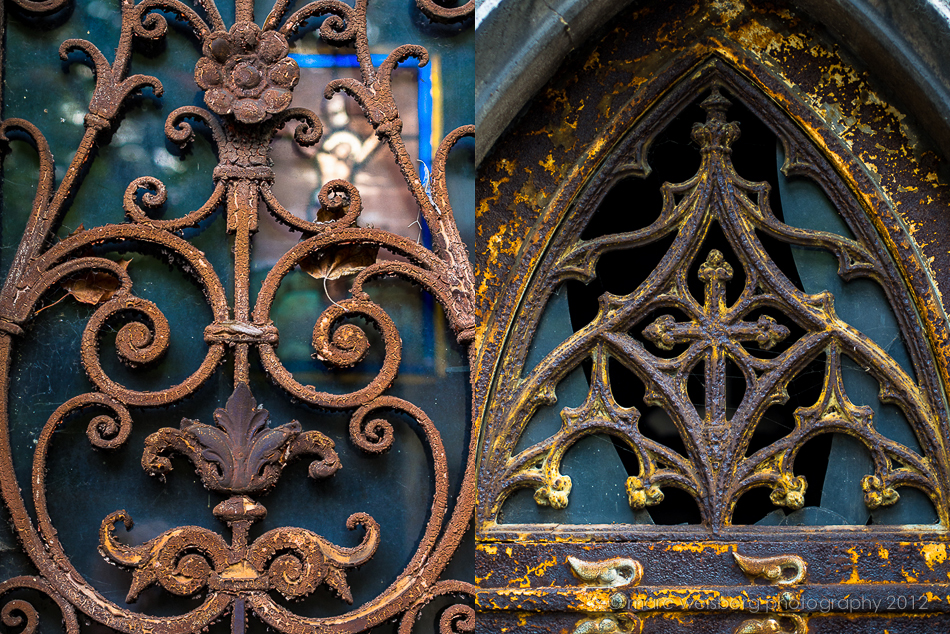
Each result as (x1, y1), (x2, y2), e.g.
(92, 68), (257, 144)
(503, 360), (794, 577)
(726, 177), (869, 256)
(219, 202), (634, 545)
(735, 615), (806, 634)
(571, 615), (642, 634)
(414, 0), (474, 24)
(477, 538), (950, 587)
(478, 611), (950, 634)
(733, 553), (806, 587)
(475, 0), (950, 631)
(479, 85), (949, 530)
(0, 0), (475, 632)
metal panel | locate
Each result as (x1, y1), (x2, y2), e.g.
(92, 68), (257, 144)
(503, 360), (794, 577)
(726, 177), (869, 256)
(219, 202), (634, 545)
(475, 2), (950, 631)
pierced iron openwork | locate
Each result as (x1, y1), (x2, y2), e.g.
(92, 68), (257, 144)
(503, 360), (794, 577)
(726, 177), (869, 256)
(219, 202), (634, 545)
(478, 84), (950, 532)
(0, 0), (475, 632)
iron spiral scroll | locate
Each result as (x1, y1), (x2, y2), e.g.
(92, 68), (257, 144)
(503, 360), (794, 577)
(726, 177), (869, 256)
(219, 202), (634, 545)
(0, 0), (475, 632)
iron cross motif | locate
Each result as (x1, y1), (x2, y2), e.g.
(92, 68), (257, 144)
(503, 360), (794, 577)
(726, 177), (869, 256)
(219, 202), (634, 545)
(643, 249), (789, 466)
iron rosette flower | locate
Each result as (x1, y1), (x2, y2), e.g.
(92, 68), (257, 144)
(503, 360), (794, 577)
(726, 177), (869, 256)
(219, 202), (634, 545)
(194, 22), (300, 124)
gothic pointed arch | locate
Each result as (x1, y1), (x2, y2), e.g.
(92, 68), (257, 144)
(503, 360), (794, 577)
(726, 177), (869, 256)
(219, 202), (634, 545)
(478, 55), (950, 531)
(476, 3), (950, 630)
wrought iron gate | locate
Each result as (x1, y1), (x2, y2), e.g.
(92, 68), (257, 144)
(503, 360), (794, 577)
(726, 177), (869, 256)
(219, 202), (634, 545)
(0, 0), (475, 632)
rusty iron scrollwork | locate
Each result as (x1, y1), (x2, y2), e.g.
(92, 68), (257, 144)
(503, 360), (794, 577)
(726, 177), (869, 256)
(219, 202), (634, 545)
(0, 577), (80, 634)
(567, 556), (644, 588)
(733, 553), (807, 587)
(0, 0), (475, 632)
(734, 614), (807, 634)
(571, 615), (643, 634)
(413, 0), (474, 24)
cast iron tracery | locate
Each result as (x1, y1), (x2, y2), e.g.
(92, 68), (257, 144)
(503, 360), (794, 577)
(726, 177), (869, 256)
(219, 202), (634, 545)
(475, 1), (950, 630)
(478, 80), (950, 532)
(0, 0), (476, 632)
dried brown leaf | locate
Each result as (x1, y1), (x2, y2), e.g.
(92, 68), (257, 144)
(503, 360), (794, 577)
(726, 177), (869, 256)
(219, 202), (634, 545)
(316, 206), (346, 222)
(300, 244), (378, 281)
(63, 259), (131, 305)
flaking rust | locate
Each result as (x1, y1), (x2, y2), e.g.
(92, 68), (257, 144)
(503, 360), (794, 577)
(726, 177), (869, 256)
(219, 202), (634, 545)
(0, 0), (476, 632)
(475, 0), (950, 630)
(480, 84), (948, 530)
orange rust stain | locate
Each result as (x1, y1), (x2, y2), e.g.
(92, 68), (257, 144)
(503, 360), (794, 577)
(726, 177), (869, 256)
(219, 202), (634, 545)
(507, 556), (560, 589)
(540, 154), (557, 176)
(921, 543), (947, 569)
(668, 542), (735, 555)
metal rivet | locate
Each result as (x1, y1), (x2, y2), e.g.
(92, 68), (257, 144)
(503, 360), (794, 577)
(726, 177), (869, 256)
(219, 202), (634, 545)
(780, 591), (794, 609)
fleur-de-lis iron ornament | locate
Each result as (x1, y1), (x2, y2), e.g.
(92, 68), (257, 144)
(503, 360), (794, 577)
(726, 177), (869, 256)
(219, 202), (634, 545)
(141, 382), (341, 494)
(479, 85), (949, 531)
(100, 385), (375, 605)
(0, 0), (475, 631)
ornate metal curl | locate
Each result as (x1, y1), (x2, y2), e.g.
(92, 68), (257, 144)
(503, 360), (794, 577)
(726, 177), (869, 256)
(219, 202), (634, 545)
(0, 577), (79, 634)
(0, 0), (475, 632)
(396, 580), (476, 633)
(414, 0), (474, 24)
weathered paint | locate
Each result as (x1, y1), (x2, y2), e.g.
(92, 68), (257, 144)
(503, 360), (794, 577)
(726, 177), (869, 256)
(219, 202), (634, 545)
(475, 0), (950, 630)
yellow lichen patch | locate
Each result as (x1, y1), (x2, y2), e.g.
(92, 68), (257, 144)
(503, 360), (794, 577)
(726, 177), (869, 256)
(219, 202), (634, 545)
(543, 87), (570, 114)
(824, 62), (861, 88)
(921, 543), (947, 569)
(485, 224), (509, 262)
(550, 118), (578, 151)
(710, 0), (744, 22)
(540, 154), (557, 176)
(507, 557), (560, 589)
(865, 90), (907, 123)
(572, 588), (615, 612)
(629, 593), (688, 611)
(510, 179), (547, 212)
(587, 136), (608, 160)
(476, 569), (494, 584)
(845, 546), (861, 564)
(498, 158), (517, 175)
(597, 92), (614, 119)
(668, 542), (735, 555)
(476, 174), (509, 219)
(843, 568), (864, 584)
(730, 20), (784, 56)
(584, 50), (601, 72)
(783, 33), (805, 49)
